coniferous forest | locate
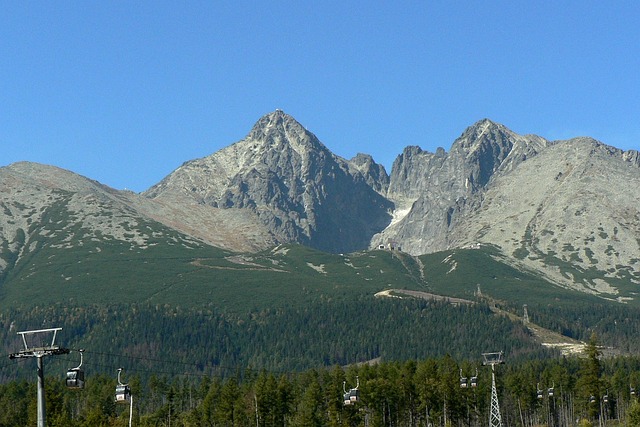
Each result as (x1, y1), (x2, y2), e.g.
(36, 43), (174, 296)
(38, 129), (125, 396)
(3, 336), (640, 426)
(2, 297), (640, 426)
(3, 247), (640, 427)
(0, 298), (556, 381)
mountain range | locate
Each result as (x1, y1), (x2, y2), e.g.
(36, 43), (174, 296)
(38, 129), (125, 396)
(1, 110), (639, 304)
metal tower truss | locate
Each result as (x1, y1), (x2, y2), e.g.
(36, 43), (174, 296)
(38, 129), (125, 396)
(10, 327), (68, 358)
(483, 352), (505, 427)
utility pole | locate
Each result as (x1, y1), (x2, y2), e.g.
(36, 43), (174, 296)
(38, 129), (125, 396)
(9, 328), (70, 427)
(483, 351), (505, 427)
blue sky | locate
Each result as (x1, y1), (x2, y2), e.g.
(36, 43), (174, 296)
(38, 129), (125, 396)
(2, 1), (639, 192)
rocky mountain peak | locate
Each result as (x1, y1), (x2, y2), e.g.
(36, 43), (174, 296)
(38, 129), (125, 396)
(447, 119), (548, 190)
(349, 153), (389, 194)
(452, 118), (515, 152)
(245, 110), (326, 156)
(248, 109), (292, 137)
(381, 119), (551, 257)
(249, 109), (291, 130)
(143, 111), (393, 253)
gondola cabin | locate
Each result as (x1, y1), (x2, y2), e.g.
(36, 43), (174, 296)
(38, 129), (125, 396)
(460, 377), (468, 388)
(343, 389), (360, 405)
(470, 376), (478, 388)
(343, 392), (352, 406)
(115, 384), (131, 403)
(342, 377), (360, 406)
(66, 368), (85, 389)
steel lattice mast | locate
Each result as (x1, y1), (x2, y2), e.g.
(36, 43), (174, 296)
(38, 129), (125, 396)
(483, 352), (505, 427)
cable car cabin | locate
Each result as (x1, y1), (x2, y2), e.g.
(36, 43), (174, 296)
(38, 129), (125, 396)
(343, 392), (352, 406)
(460, 377), (468, 388)
(537, 389), (544, 399)
(548, 387), (554, 398)
(66, 368), (85, 389)
(343, 389), (360, 405)
(470, 376), (478, 388)
(115, 384), (131, 403)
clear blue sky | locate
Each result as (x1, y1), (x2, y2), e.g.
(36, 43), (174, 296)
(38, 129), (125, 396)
(2, 1), (639, 192)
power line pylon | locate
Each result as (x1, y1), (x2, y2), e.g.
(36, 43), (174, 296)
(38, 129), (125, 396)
(483, 351), (505, 427)
(9, 328), (70, 427)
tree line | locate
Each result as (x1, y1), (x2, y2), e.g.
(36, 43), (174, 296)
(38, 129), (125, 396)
(3, 335), (640, 426)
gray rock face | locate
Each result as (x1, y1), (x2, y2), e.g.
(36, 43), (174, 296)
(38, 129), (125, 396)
(144, 110), (393, 253)
(377, 119), (549, 253)
(350, 153), (390, 194)
(623, 149), (640, 166)
(446, 137), (640, 297)
(375, 121), (640, 297)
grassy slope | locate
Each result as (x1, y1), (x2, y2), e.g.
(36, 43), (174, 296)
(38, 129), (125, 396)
(1, 226), (606, 313)
(0, 189), (611, 312)
(0, 245), (429, 313)
(418, 246), (603, 307)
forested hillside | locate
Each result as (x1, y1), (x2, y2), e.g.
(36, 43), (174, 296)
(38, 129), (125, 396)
(1, 337), (639, 427)
(3, 238), (640, 427)
(0, 298), (552, 382)
(4, 245), (640, 384)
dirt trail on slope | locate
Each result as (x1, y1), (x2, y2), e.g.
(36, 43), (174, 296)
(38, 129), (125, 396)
(376, 288), (586, 356)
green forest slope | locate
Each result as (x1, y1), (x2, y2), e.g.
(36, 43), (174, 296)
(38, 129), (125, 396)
(2, 237), (640, 383)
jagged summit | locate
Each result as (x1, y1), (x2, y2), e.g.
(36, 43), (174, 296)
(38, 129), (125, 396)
(452, 118), (517, 152)
(144, 110), (392, 253)
(467, 117), (500, 130)
(247, 109), (299, 138)
(244, 110), (327, 156)
(144, 111), (328, 202)
(249, 109), (295, 133)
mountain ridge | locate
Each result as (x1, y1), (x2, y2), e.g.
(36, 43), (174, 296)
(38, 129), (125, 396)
(1, 111), (639, 302)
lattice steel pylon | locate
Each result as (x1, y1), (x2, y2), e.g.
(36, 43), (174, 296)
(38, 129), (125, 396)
(483, 352), (505, 427)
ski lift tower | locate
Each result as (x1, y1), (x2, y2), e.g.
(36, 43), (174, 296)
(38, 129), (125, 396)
(9, 328), (70, 427)
(483, 351), (505, 427)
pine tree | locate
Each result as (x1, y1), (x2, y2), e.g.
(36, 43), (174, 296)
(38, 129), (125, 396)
(576, 333), (602, 420)
(292, 376), (324, 427)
